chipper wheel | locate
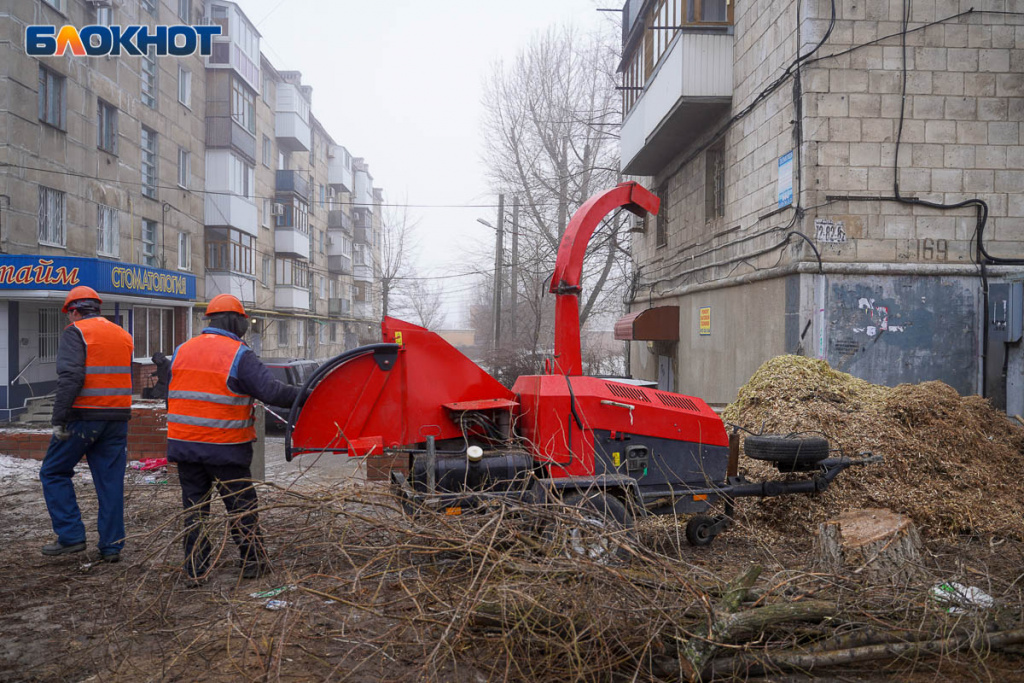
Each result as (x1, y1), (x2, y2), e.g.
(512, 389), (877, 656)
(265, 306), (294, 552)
(743, 434), (830, 472)
(544, 490), (635, 563)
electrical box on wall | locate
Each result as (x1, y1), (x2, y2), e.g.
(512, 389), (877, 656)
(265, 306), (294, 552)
(1008, 281), (1023, 344)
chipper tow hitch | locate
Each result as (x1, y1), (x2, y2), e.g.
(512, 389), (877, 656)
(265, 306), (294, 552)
(286, 182), (880, 547)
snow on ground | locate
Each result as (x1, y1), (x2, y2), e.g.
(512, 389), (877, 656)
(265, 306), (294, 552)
(0, 454), (97, 486)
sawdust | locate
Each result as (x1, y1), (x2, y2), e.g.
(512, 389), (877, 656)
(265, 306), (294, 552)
(721, 355), (1024, 539)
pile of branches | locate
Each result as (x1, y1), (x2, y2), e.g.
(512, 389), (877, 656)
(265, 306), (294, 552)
(92, 481), (1024, 682)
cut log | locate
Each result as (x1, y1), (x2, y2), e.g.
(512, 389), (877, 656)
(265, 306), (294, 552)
(814, 508), (923, 584)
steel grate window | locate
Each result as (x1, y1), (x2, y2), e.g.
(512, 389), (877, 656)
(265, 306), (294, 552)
(38, 308), (61, 361)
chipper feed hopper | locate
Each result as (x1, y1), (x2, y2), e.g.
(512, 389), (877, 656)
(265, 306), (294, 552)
(286, 182), (877, 546)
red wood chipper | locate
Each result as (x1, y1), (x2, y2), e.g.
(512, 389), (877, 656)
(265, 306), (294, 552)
(286, 182), (878, 547)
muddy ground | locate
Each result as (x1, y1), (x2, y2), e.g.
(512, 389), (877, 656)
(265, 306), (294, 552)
(2, 445), (1024, 682)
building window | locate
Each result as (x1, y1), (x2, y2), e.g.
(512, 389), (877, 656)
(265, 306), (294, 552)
(276, 258), (310, 288)
(177, 0), (191, 21)
(231, 77), (256, 135)
(178, 66), (191, 107)
(319, 276), (326, 298)
(330, 322), (337, 342)
(95, 5), (113, 25)
(705, 141), (725, 222)
(38, 66), (65, 129)
(133, 307), (175, 360)
(141, 47), (158, 109)
(278, 320), (289, 346)
(262, 199), (270, 228)
(229, 154), (254, 199)
(319, 230), (325, 254)
(39, 308), (62, 361)
(141, 219), (158, 266)
(297, 319), (306, 348)
(178, 232), (191, 270)
(141, 127), (158, 199)
(97, 204), (120, 257)
(42, 0), (62, 10)
(141, 0), (157, 16)
(261, 255), (271, 286)
(97, 99), (117, 154)
(275, 198), (309, 234)
(177, 148), (190, 189)
(656, 183), (668, 248)
(38, 186), (66, 247)
(262, 135), (272, 167)
(206, 227), (255, 274)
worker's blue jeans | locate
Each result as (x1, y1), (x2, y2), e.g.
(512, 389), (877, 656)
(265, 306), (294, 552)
(40, 420), (128, 555)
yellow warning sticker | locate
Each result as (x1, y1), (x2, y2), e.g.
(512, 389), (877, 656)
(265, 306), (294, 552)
(394, 331), (404, 346)
(612, 452), (621, 467)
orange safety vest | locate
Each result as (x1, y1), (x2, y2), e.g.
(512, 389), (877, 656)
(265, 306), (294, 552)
(70, 317), (134, 411)
(167, 333), (255, 444)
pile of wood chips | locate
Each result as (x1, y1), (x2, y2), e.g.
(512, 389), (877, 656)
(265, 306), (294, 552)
(721, 355), (1024, 539)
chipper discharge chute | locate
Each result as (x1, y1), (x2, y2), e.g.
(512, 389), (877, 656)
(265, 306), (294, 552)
(287, 182), (878, 547)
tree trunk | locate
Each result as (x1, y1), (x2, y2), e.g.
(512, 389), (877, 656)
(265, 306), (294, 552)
(814, 508), (923, 584)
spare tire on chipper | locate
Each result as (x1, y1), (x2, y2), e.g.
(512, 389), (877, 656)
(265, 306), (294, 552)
(744, 434), (830, 472)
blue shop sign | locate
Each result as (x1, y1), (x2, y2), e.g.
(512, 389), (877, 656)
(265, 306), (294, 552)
(0, 256), (195, 301)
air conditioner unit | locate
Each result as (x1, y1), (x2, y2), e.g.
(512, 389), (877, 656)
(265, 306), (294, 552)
(628, 214), (647, 233)
(271, 202), (285, 216)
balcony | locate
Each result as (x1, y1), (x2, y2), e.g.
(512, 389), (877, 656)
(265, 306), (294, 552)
(275, 228), (310, 259)
(205, 2), (260, 90)
(205, 194), (258, 236)
(206, 273), (255, 307)
(353, 169), (373, 211)
(353, 300), (374, 321)
(353, 263), (374, 282)
(327, 253), (352, 276)
(275, 83), (311, 152)
(354, 227), (371, 245)
(276, 170), (309, 201)
(620, 31), (733, 176)
(275, 285), (310, 311)
(328, 298), (351, 317)
(328, 145), (353, 192)
(206, 116), (256, 163)
(328, 209), (351, 232)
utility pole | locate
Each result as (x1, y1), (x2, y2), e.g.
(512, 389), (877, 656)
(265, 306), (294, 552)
(509, 195), (519, 340)
(492, 194), (504, 350)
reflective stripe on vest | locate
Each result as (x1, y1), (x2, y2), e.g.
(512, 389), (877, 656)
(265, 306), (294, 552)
(70, 317), (134, 411)
(167, 333), (255, 444)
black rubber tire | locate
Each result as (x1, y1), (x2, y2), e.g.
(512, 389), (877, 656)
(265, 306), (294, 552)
(685, 515), (717, 547)
(743, 434), (830, 469)
(546, 491), (634, 562)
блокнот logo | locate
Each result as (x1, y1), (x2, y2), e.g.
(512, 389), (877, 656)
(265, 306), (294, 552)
(26, 25), (221, 57)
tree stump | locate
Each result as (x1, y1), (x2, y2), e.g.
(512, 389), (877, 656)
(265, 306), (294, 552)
(814, 508), (923, 584)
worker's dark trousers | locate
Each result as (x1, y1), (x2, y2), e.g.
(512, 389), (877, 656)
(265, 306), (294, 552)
(177, 462), (267, 578)
(40, 420), (128, 555)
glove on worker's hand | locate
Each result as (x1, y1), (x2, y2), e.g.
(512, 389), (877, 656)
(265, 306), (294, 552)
(52, 424), (70, 441)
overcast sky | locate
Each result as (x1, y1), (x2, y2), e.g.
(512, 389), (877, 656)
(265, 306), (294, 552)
(237, 0), (611, 327)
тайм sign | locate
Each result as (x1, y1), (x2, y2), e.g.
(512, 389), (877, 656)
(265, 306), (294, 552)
(26, 24), (221, 57)
(0, 256), (195, 301)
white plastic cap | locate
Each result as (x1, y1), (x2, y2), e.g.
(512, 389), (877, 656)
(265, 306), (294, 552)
(467, 446), (484, 462)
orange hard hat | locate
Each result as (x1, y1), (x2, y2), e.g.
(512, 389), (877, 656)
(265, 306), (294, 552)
(206, 294), (248, 317)
(62, 286), (103, 313)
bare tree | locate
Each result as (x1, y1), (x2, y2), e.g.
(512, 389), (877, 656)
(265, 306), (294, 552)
(378, 203), (419, 319)
(480, 22), (625, 356)
(396, 279), (447, 331)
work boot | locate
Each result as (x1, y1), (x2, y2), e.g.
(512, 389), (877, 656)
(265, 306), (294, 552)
(41, 540), (86, 556)
(100, 552), (121, 564)
(240, 561), (272, 580)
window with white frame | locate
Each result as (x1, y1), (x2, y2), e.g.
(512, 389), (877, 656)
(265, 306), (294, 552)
(141, 48), (158, 109)
(178, 0), (191, 22)
(261, 255), (271, 286)
(262, 135), (272, 167)
(141, 219), (157, 266)
(95, 5), (113, 24)
(141, 0), (157, 16)
(319, 276), (326, 298)
(319, 322), (327, 344)
(97, 99), (117, 153)
(231, 77), (256, 135)
(133, 307), (175, 360)
(38, 308), (62, 361)
(178, 232), (192, 270)
(43, 0), (62, 10)
(38, 186), (66, 247)
(262, 199), (270, 228)
(141, 127), (158, 199)
(229, 153), (254, 199)
(38, 66), (65, 129)
(178, 66), (191, 107)
(97, 204), (120, 257)
(276, 258), (309, 288)
(177, 148), (190, 189)
(296, 319), (305, 347)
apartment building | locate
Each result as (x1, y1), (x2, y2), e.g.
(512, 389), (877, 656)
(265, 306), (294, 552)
(0, 0), (383, 420)
(617, 0), (1024, 414)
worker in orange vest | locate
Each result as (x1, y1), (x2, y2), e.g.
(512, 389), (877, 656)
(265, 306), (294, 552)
(40, 286), (133, 562)
(167, 294), (299, 587)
